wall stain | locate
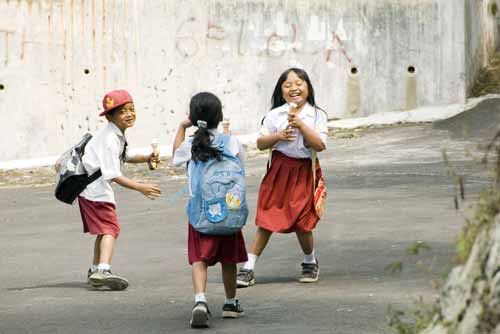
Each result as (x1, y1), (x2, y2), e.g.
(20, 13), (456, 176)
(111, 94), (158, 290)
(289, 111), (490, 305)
(20, 29), (25, 61)
(70, 0), (75, 64)
(91, 0), (96, 50)
(1, 30), (14, 67)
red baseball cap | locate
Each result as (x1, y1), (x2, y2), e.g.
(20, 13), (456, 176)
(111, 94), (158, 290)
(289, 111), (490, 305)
(100, 89), (133, 116)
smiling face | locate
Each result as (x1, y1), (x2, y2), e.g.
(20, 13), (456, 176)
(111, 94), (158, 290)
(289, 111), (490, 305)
(107, 102), (136, 132)
(281, 71), (309, 108)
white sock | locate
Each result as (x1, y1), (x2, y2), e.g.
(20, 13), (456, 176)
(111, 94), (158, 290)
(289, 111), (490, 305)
(195, 293), (207, 304)
(242, 253), (258, 270)
(97, 263), (111, 271)
(303, 250), (317, 264)
(90, 264), (98, 273)
(224, 298), (237, 305)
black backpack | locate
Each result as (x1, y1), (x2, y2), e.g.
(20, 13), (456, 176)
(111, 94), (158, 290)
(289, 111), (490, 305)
(54, 134), (102, 204)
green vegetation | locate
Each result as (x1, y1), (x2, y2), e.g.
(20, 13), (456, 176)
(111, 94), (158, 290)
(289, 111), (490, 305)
(387, 118), (500, 334)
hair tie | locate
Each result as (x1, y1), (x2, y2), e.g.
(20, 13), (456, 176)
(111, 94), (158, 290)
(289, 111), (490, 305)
(197, 120), (208, 129)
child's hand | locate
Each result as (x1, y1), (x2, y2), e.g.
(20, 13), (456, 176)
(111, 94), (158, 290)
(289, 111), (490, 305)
(287, 112), (304, 129)
(139, 183), (162, 199)
(149, 152), (160, 164)
(278, 127), (297, 142)
(181, 118), (192, 129)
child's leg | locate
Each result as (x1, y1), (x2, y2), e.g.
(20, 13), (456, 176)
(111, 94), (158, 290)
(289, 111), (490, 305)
(221, 263), (237, 299)
(242, 227), (272, 270)
(296, 231), (319, 283)
(222, 263), (244, 318)
(192, 261), (208, 297)
(88, 234), (128, 290)
(238, 227), (272, 287)
(248, 227), (273, 256)
(92, 235), (103, 265)
(190, 261), (210, 328)
(87, 235), (103, 279)
(295, 231), (314, 257)
(98, 234), (116, 265)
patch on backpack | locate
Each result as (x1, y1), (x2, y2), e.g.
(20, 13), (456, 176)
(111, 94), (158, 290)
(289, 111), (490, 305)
(226, 185), (242, 209)
(204, 199), (228, 223)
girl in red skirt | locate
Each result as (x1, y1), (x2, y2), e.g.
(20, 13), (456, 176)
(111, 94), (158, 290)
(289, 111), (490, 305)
(172, 92), (247, 328)
(237, 68), (328, 287)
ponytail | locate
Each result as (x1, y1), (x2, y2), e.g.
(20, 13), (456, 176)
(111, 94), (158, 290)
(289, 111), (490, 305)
(189, 92), (224, 162)
(191, 127), (222, 162)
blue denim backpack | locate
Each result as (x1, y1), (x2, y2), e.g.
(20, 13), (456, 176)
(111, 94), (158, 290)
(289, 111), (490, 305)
(186, 134), (248, 235)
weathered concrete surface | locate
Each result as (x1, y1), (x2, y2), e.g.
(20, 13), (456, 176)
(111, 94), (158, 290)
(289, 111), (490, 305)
(422, 217), (500, 334)
(1, 0), (498, 162)
(466, 0), (500, 94)
(0, 122), (490, 333)
(433, 97), (500, 140)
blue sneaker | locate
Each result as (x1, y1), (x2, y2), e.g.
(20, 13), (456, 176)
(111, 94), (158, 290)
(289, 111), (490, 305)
(222, 300), (244, 318)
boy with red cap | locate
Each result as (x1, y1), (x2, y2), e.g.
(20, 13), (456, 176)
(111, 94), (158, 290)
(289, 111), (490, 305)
(80, 89), (161, 290)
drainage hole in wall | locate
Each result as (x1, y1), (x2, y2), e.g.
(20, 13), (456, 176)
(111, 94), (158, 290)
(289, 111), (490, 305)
(350, 67), (358, 75)
(407, 66), (416, 74)
(84, 69), (90, 75)
(0, 84), (4, 90)
(489, 2), (498, 16)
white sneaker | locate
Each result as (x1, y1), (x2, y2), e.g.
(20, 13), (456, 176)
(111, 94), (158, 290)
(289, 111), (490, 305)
(88, 270), (129, 291)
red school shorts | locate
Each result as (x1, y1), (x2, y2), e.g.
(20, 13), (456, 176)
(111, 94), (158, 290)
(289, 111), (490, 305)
(78, 196), (120, 239)
(188, 224), (248, 266)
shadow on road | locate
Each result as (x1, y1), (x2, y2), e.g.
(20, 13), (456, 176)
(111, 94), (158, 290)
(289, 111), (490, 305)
(7, 281), (91, 291)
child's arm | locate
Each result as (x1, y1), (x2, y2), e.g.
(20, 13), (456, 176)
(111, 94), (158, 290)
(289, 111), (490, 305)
(288, 114), (326, 152)
(172, 118), (192, 156)
(112, 176), (161, 199)
(126, 154), (154, 164)
(256, 129), (296, 150)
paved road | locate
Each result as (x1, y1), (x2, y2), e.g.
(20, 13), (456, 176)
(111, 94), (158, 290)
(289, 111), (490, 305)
(0, 122), (491, 334)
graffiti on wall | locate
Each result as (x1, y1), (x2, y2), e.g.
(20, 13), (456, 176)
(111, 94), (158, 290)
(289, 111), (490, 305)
(175, 16), (354, 66)
(1, 12), (354, 69)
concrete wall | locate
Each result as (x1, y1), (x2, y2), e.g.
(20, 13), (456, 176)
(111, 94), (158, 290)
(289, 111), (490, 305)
(0, 0), (487, 162)
(465, 0), (500, 95)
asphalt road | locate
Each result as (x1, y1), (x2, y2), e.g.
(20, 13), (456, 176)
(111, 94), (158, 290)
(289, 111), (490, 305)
(0, 121), (492, 334)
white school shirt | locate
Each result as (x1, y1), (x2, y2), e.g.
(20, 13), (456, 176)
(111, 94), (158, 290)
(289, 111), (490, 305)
(261, 102), (328, 159)
(172, 129), (246, 167)
(80, 122), (132, 204)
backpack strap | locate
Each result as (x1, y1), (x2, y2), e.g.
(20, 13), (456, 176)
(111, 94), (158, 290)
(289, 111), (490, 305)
(311, 106), (320, 191)
(87, 169), (102, 183)
(218, 133), (238, 159)
(312, 150), (317, 190)
(310, 105), (328, 190)
(85, 139), (126, 187)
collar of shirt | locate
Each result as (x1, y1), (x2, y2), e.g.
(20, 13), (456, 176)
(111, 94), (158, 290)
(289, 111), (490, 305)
(107, 121), (125, 138)
(276, 102), (315, 120)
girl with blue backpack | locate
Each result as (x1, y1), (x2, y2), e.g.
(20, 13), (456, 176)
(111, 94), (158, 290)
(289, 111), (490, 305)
(172, 92), (248, 329)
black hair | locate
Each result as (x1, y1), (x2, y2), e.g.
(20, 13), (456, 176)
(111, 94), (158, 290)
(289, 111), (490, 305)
(270, 68), (318, 110)
(189, 92), (224, 162)
(105, 104), (125, 117)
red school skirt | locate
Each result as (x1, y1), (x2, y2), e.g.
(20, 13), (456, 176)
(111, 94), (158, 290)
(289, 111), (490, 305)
(78, 196), (120, 239)
(188, 225), (248, 266)
(256, 150), (320, 233)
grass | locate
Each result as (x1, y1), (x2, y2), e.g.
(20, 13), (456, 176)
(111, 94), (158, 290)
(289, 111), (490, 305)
(470, 53), (500, 97)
